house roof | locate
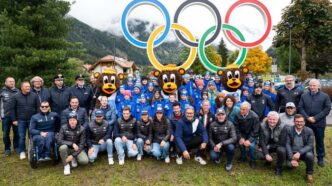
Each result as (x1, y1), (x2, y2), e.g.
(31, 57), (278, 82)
(88, 55), (137, 71)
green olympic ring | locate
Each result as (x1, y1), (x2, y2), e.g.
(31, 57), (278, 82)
(198, 24), (247, 72)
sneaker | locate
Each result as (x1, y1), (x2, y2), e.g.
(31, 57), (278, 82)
(119, 159), (125, 165)
(137, 154), (142, 161)
(214, 159), (221, 164)
(64, 164), (71, 175)
(249, 161), (257, 169)
(19, 152), (26, 160)
(194, 156), (207, 165)
(165, 156), (170, 164)
(176, 156), (183, 165)
(44, 157), (52, 161)
(71, 158), (77, 168)
(108, 157), (114, 165)
(225, 163), (233, 171)
(306, 175), (313, 183)
(38, 157), (45, 161)
(5, 150), (10, 156)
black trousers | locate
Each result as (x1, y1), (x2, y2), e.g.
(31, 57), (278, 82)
(258, 146), (286, 169)
(176, 136), (205, 158)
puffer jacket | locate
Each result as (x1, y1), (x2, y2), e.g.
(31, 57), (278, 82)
(259, 119), (286, 156)
(136, 118), (153, 141)
(209, 120), (237, 148)
(233, 111), (260, 142)
(151, 118), (171, 143)
(57, 123), (86, 157)
(86, 120), (112, 148)
(114, 117), (136, 140)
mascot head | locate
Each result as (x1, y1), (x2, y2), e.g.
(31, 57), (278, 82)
(153, 64), (186, 94)
(94, 68), (124, 95)
(218, 64), (249, 92)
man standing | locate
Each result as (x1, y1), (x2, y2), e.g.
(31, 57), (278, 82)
(298, 79), (331, 167)
(175, 106), (208, 165)
(9, 81), (38, 160)
(70, 74), (93, 115)
(276, 75), (303, 112)
(0, 77), (19, 156)
(31, 76), (50, 106)
(61, 97), (89, 128)
(279, 102), (297, 127)
(49, 74), (71, 115)
(198, 100), (215, 129)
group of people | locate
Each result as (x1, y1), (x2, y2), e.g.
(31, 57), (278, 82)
(0, 71), (330, 183)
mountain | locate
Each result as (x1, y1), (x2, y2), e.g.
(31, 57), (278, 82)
(66, 17), (184, 65)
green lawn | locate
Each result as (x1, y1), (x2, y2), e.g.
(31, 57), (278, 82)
(0, 128), (331, 186)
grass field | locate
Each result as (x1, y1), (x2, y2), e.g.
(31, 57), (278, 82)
(0, 128), (331, 186)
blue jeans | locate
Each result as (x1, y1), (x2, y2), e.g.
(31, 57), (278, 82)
(88, 139), (113, 162)
(151, 142), (170, 160)
(32, 132), (54, 158)
(2, 116), (19, 151)
(239, 141), (256, 161)
(210, 144), (235, 164)
(136, 138), (151, 155)
(18, 120), (30, 153)
(308, 126), (325, 159)
(114, 137), (138, 161)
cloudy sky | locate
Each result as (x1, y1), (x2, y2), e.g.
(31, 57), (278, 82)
(67, 0), (292, 50)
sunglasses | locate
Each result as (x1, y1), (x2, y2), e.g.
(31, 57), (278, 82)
(41, 106), (49, 108)
(286, 107), (294, 109)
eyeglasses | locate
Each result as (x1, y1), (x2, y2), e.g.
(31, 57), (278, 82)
(186, 112), (194, 115)
(41, 106), (49, 108)
(286, 107), (294, 109)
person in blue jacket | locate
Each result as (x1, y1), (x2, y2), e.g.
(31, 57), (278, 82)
(115, 85), (125, 113)
(214, 75), (224, 92)
(193, 79), (204, 113)
(145, 82), (155, 102)
(180, 74), (195, 98)
(29, 101), (60, 160)
(164, 94), (177, 119)
(175, 106), (208, 165)
(263, 81), (277, 116)
(141, 76), (149, 93)
(150, 90), (164, 116)
(91, 96), (117, 126)
(124, 79), (134, 92)
(247, 78), (255, 94)
(131, 83), (142, 104)
(118, 90), (135, 116)
(179, 89), (193, 112)
(135, 94), (151, 120)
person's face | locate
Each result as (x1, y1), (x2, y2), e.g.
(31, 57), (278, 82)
(69, 118), (78, 129)
(173, 105), (181, 116)
(142, 79), (148, 85)
(185, 109), (195, 121)
(169, 95), (175, 102)
(215, 77), (220, 82)
(33, 80), (42, 88)
(205, 75), (210, 80)
(294, 117), (305, 131)
(95, 116), (104, 123)
(141, 97), (146, 103)
(154, 92), (160, 99)
(128, 81), (133, 86)
(124, 95), (130, 100)
(286, 106), (296, 115)
(254, 87), (262, 95)
(148, 86), (154, 91)
(123, 110), (131, 120)
(243, 90), (249, 96)
(264, 85), (270, 91)
(203, 94), (208, 100)
(70, 98), (79, 109)
(309, 81), (319, 93)
(285, 77), (294, 88)
(208, 84), (215, 90)
(225, 98), (234, 108)
(240, 106), (249, 115)
(198, 85), (204, 90)
(40, 103), (50, 113)
(100, 97), (108, 107)
(184, 79), (189, 83)
(218, 96), (224, 102)
(5, 78), (15, 89)
(21, 83), (31, 94)
(90, 76), (97, 85)
(217, 113), (226, 122)
(246, 74), (252, 79)
(248, 81), (254, 87)
(134, 88), (140, 94)
(267, 115), (278, 128)
(202, 102), (210, 112)
(156, 112), (163, 120)
(141, 114), (149, 122)
(54, 79), (64, 87)
(76, 79), (85, 86)
(181, 95), (187, 100)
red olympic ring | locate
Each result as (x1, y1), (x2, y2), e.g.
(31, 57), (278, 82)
(224, 0), (272, 48)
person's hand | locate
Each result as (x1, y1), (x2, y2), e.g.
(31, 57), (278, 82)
(12, 121), (18, 126)
(88, 147), (94, 156)
(265, 154), (273, 162)
(291, 160), (299, 167)
(307, 117), (316, 124)
(183, 150), (190, 160)
(160, 140), (166, 148)
(145, 140), (151, 145)
(66, 155), (74, 163)
(132, 143), (137, 151)
(170, 135), (174, 142)
(98, 139), (105, 144)
(122, 136), (128, 143)
(292, 152), (300, 160)
(239, 138), (245, 145)
(244, 140), (251, 147)
(41, 132), (48, 138)
(73, 143), (79, 151)
(200, 143), (207, 150)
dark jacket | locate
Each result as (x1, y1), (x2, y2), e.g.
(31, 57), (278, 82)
(298, 90), (331, 127)
(208, 119), (237, 148)
(57, 123), (86, 157)
(113, 117), (136, 140)
(0, 86), (19, 118)
(170, 113), (182, 135)
(70, 85), (93, 114)
(259, 119), (286, 156)
(136, 118), (153, 141)
(61, 107), (89, 128)
(32, 87), (50, 107)
(233, 111), (260, 142)
(197, 111), (215, 128)
(151, 118), (171, 143)
(29, 112), (60, 136)
(9, 91), (38, 121)
(276, 85), (303, 112)
(247, 93), (275, 121)
(86, 120), (112, 148)
(49, 86), (71, 115)
(175, 116), (208, 153)
(285, 126), (314, 160)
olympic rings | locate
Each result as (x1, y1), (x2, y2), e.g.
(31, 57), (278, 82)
(173, 0), (222, 48)
(121, 0), (171, 48)
(121, 0), (272, 72)
(224, 0), (272, 48)
(147, 23), (197, 70)
(199, 24), (248, 72)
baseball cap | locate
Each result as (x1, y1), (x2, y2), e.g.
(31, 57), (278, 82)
(216, 108), (226, 115)
(95, 109), (104, 117)
(286, 102), (295, 108)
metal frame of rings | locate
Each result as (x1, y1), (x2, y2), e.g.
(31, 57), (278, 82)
(121, 0), (272, 72)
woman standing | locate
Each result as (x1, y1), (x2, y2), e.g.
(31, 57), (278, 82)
(222, 95), (240, 123)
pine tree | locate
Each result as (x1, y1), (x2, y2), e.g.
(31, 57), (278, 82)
(218, 38), (229, 67)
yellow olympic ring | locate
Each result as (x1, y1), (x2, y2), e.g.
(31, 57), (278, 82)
(147, 23), (197, 71)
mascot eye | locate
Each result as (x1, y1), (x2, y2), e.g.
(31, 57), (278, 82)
(103, 76), (109, 84)
(162, 74), (168, 83)
(234, 71), (240, 79)
(170, 74), (175, 83)
(227, 71), (233, 80)
(110, 76), (115, 84)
